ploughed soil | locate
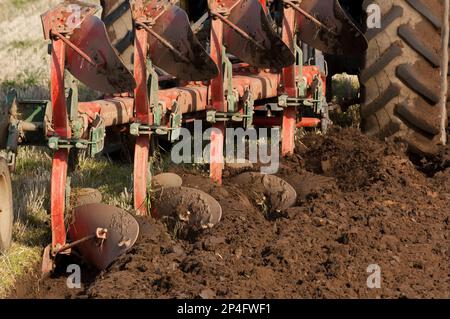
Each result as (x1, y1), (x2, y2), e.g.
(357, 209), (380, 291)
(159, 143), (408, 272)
(11, 128), (450, 299)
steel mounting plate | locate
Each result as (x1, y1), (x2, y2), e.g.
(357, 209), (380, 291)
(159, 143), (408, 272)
(68, 204), (140, 270)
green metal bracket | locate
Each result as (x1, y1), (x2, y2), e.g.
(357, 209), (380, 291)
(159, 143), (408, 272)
(152, 102), (165, 127)
(294, 40), (307, 98)
(131, 59), (182, 142)
(64, 71), (86, 140)
(24, 105), (46, 123)
(70, 119), (85, 140)
(313, 76), (324, 114)
(300, 76), (324, 115)
(48, 115), (105, 156)
(243, 90), (254, 129)
(222, 46), (238, 113)
(4, 90), (19, 167)
(168, 111), (182, 142)
(130, 102), (182, 143)
(5, 122), (19, 167)
(1, 90), (15, 150)
(65, 70), (78, 122)
(129, 123), (146, 137)
(147, 60), (161, 125)
(3, 89), (50, 168)
(206, 110), (253, 127)
(130, 122), (182, 142)
(278, 95), (288, 108)
(48, 136), (85, 150)
(88, 116), (106, 156)
(206, 111), (241, 123)
(6, 123), (19, 152)
(278, 39), (306, 113)
(5, 89), (17, 111)
(206, 84), (254, 128)
(278, 95), (303, 108)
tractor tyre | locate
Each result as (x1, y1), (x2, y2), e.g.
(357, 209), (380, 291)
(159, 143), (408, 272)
(0, 158), (13, 252)
(360, 0), (448, 155)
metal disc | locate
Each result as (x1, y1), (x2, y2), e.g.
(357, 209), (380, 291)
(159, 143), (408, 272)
(68, 204), (139, 270)
(232, 172), (297, 211)
(66, 15), (136, 94)
(148, 5), (219, 81)
(0, 158), (13, 252)
(223, 0), (295, 68)
(154, 187), (222, 230)
(295, 0), (368, 55)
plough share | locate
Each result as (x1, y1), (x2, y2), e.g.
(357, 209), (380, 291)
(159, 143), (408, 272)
(0, 0), (366, 271)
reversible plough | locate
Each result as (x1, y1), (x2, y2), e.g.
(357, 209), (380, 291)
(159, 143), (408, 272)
(0, 0), (366, 271)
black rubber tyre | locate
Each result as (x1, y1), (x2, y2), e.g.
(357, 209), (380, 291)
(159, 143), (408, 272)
(360, 0), (447, 155)
(0, 158), (13, 252)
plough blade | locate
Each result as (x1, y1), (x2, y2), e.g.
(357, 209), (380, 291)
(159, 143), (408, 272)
(220, 0), (295, 69)
(68, 204), (139, 270)
(66, 15), (136, 94)
(100, 0), (135, 72)
(144, 2), (219, 81)
(294, 0), (368, 55)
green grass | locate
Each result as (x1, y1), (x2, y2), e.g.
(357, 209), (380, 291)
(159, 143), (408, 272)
(73, 156), (134, 210)
(8, 39), (41, 50)
(0, 147), (50, 298)
(0, 244), (41, 297)
(1, 71), (45, 88)
(11, 0), (34, 8)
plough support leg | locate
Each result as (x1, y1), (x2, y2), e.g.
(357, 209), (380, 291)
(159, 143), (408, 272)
(281, 5), (297, 157)
(50, 39), (70, 251)
(209, 8), (225, 185)
(133, 27), (151, 215)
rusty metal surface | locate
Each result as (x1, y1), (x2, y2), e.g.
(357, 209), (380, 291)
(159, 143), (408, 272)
(218, 0), (295, 69)
(50, 39), (70, 251)
(66, 15), (136, 94)
(143, 3), (219, 81)
(281, 4), (296, 155)
(295, 0), (367, 55)
(75, 68), (282, 125)
(100, 0), (135, 72)
(132, 0), (168, 21)
(78, 98), (134, 127)
(68, 204), (139, 270)
(41, 0), (100, 39)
